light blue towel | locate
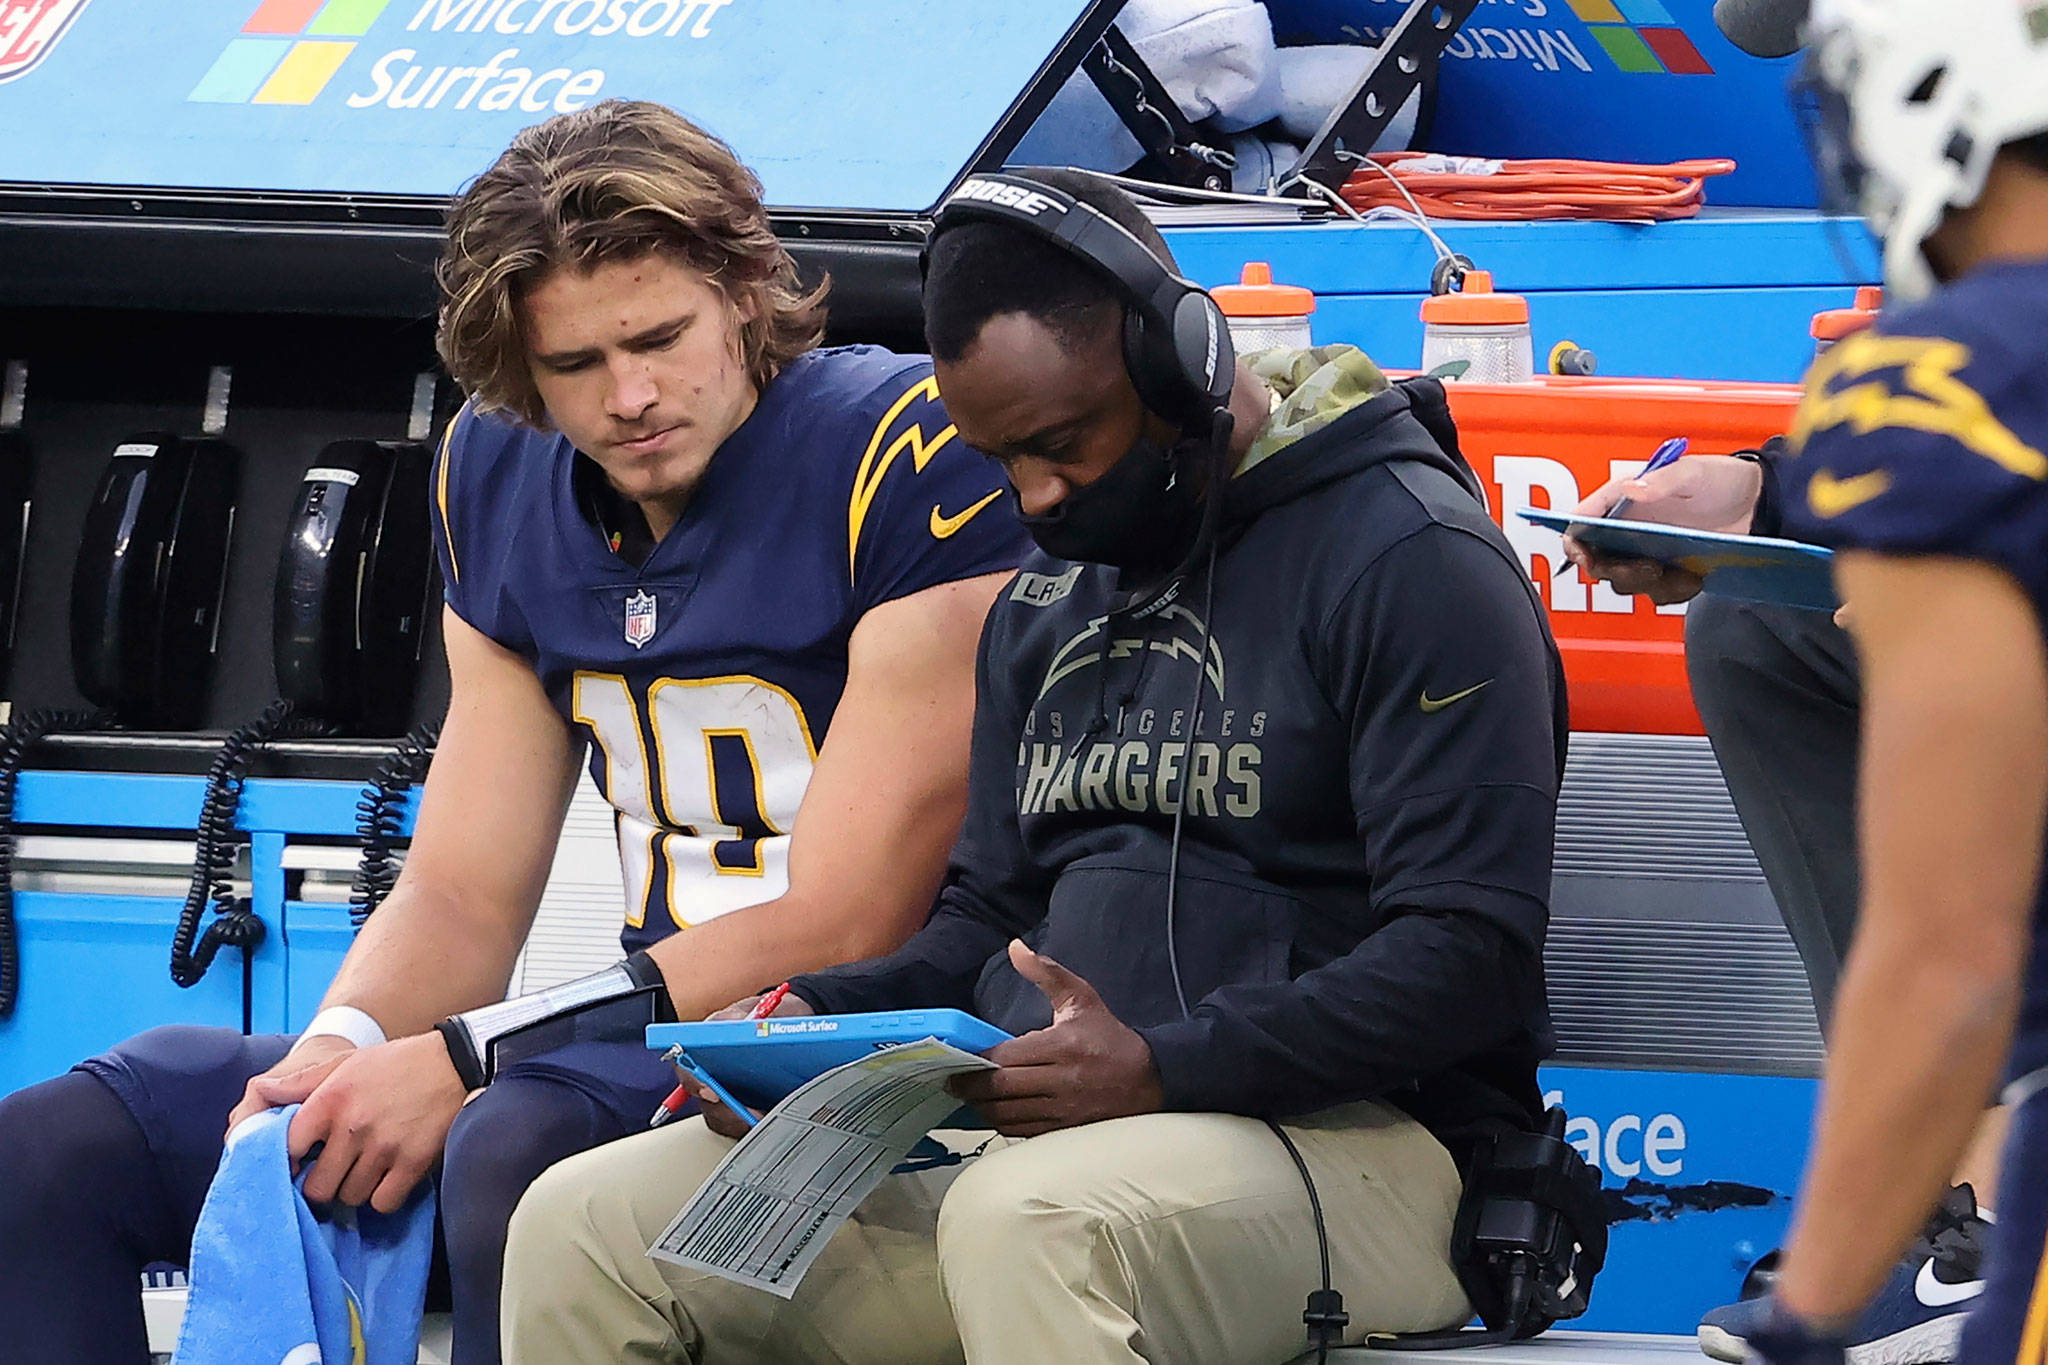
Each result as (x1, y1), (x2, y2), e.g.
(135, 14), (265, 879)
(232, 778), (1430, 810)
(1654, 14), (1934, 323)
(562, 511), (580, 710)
(173, 1105), (436, 1365)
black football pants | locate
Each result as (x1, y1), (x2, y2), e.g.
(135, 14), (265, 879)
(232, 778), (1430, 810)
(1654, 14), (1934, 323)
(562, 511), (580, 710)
(1685, 595), (1862, 1030)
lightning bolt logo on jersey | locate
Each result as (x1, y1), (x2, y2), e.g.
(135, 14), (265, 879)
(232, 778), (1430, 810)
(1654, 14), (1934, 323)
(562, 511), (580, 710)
(431, 346), (1026, 954)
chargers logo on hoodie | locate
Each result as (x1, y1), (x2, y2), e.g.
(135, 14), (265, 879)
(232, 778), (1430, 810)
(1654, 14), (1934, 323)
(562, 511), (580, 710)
(1017, 606), (1262, 820)
(1034, 604), (1226, 706)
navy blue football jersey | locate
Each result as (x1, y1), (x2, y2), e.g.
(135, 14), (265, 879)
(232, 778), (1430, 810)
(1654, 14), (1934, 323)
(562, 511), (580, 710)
(430, 346), (1027, 954)
(1782, 257), (2048, 1069)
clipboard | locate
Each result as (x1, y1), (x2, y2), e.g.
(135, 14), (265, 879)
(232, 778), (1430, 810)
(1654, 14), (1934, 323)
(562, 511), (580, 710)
(1522, 509), (1838, 612)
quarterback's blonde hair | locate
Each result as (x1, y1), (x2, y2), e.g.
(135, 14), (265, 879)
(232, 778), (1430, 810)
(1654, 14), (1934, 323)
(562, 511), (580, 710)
(436, 99), (827, 425)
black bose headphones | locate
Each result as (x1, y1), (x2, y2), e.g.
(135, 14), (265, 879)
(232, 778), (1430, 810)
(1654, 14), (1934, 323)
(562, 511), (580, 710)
(923, 172), (1236, 429)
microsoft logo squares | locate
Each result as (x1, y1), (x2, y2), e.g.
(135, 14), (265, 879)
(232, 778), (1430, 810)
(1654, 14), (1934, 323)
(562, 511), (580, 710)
(1565, 0), (1715, 74)
(190, 0), (393, 105)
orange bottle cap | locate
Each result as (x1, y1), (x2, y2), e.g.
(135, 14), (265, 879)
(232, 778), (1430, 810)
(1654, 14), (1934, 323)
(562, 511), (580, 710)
(1418, 270), (1529, 326)
(1211, 262), (1317, 318)
(1810, 285), (1884, 341)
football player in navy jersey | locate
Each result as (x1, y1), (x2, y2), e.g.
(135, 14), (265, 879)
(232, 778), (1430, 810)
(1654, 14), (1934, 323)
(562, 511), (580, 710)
(0, 100), (1024, 1365)
(1706, 4), (2048, 1363)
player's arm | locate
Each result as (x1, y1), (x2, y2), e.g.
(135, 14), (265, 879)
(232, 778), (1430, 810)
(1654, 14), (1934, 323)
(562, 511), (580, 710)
(641, 569), (1009, 1019)
(314, 607), (582, 1030)
(1773, 552), (2048, 1326)
(225, 607), (582, 1209)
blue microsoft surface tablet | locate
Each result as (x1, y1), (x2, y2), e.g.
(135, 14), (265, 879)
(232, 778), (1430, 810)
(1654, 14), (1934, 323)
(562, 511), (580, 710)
(646, 1009), (1013, 1113)
(1521, 509), (1838, 612)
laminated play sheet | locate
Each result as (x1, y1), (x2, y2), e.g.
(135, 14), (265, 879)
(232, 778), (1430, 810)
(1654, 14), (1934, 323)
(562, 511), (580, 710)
(649, 1037), (995, 1298)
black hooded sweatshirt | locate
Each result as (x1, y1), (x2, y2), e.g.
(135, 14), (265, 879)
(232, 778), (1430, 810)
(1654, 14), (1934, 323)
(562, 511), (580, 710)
(791, 373), (1568, 1152)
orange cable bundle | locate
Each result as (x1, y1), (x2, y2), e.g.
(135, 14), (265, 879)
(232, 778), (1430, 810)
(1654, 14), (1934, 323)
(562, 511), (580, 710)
(1338, 151), (1738, 222)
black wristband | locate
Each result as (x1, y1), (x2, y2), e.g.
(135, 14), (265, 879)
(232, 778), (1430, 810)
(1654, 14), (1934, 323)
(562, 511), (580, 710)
(440, 957), (672, 1093)
(434, 1018), (487, 1091)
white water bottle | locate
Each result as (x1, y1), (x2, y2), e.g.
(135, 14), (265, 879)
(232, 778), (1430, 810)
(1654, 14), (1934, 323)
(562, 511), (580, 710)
(1420, 271), (1534, 383)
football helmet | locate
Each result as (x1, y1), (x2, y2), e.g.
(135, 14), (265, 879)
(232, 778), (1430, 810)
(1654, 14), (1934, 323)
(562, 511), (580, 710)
(1799, 0), (2048, 299)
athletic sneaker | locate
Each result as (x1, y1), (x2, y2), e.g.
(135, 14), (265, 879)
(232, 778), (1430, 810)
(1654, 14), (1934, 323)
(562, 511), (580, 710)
(1697, 1186), (1988, 1365)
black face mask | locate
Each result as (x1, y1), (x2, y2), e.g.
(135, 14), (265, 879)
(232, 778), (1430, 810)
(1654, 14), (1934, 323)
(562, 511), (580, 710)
(1015, 433), (1207, 573)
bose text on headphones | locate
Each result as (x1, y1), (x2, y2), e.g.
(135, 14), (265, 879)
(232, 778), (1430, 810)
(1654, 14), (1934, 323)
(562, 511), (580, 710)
(923, 173), (1235, 429)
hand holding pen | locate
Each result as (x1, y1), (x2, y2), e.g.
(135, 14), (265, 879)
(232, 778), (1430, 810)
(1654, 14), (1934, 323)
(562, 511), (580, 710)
(1556, 437), (1689, 578)
(1559, 440), (1769, 607)
(1605, 436), (1690, 521)
(648, 982), (795, 1130)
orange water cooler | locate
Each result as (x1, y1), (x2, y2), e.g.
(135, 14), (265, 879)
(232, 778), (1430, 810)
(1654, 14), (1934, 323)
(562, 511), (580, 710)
(1440, 375), (1802, 734)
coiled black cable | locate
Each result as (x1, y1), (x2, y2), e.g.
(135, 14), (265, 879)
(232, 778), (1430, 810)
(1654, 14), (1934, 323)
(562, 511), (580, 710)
(1157, 409), (1347, 1362)
(350, 721), (440, 929)
(0, 708), (110, 1017)
(169, 699), (333, 989)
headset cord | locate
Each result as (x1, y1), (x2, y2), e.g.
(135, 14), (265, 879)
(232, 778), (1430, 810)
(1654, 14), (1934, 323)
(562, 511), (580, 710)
(1163, 405), (1236, 1019)
(0, 708), (111, 1018)
(351, 721), (441, 930)
(1162, 534), (1218, 1023)
(1153, 420), (1347, 1360)
(170, 699), (333, 993)
(1272, 1118), (1348, 1362)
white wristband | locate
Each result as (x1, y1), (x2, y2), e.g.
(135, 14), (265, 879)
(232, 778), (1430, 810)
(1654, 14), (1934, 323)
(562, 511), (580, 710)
(294, 1006), (387, 1053)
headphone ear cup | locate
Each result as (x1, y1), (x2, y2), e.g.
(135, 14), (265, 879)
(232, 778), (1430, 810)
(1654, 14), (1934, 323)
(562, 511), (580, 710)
(1122, 290), (1235, 426)
(1173, 292), (1235, 408)
(1121, 305), (1184, 423)
(1130, 300), (1204, 423)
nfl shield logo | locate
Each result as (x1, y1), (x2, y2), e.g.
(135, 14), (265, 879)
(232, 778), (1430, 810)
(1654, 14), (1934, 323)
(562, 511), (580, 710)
(624, 589), (658, 650)
(0, 0), (93, 84)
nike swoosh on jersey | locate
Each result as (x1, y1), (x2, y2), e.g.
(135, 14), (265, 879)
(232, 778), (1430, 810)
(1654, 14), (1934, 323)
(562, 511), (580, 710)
(1914, 1258), (1984, 1308)
(930, 490), (1003, 539)
(1807, 468), (1894, 518)
(1420, 679), (1492, 713)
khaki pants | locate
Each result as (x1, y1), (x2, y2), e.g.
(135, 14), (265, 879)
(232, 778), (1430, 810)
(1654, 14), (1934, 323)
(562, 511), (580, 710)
(500, 1100), (1469, 1365)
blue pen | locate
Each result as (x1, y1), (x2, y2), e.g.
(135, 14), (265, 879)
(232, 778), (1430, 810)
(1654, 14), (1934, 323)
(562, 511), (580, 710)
(652, 1044), (760, 1130)
(1556, 437), (1690, 578)
(1607, 437), (1690, 520)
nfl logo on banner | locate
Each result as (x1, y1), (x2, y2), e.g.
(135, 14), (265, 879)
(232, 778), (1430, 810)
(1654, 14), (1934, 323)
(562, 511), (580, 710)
(624, 589), (658, 650)
(0, 0), (92, 83)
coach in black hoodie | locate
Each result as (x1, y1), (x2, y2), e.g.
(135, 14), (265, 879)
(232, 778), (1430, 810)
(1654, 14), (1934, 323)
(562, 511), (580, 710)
(499, 172), (1567, 1365)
